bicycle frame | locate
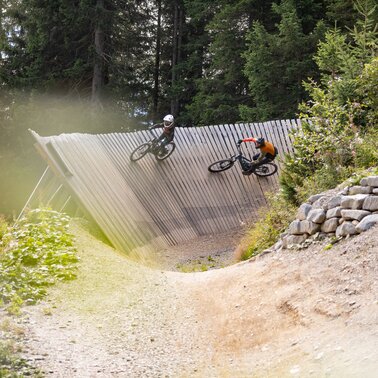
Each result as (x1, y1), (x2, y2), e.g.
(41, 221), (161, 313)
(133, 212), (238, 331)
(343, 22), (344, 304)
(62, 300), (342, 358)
(231, 145), (252, 165)
(146, 132), (163, 153)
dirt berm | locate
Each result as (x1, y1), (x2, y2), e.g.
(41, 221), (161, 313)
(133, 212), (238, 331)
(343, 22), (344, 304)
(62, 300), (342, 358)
(17, 222), (378, 377)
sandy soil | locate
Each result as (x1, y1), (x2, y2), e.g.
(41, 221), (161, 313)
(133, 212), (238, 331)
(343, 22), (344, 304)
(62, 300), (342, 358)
(5, 222), (378, 377)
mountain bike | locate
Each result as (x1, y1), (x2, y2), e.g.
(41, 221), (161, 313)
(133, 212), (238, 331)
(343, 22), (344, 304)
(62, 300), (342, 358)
(208, 142), (278, 177)
(130, 131), (176, 162)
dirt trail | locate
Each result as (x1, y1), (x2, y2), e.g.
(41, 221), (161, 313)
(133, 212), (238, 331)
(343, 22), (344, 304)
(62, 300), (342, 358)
(10, 223), (378, 377)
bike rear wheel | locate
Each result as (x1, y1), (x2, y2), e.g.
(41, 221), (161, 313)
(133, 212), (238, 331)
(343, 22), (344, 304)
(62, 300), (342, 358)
(130, 142), (150, 162)
(253, 162), (278, 177)
(155, 142), (176, 161)
(208, 159), (234, 173)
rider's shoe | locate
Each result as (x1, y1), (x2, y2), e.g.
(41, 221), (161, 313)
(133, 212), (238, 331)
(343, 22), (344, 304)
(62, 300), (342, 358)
(158, 147), (168, 157)
(242, 163), (257, 175)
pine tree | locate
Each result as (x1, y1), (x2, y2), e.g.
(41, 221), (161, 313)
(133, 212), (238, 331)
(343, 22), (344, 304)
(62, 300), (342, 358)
(241, 0), (325, 121)
(185, 0), (275, 125)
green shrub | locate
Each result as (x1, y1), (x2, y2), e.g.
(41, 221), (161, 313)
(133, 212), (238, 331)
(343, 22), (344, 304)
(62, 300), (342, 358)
(0, 208), (79, 314)
(240, 193), (296, 260)
(356, 57), (378, 127)
(354, 128), (378, 168)
(280, 2), (377, 204)
(296, 164), (354, 204)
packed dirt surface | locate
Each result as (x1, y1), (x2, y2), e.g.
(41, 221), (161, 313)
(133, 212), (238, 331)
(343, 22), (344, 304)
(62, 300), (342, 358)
(7, 222), (378, 377)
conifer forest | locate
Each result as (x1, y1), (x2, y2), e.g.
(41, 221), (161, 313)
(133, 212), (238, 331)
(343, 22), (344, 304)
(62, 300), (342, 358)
(0, 0), (377, 216)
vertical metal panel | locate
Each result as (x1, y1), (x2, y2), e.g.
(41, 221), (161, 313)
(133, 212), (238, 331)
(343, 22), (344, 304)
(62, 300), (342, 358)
(29, 121), (296, 254)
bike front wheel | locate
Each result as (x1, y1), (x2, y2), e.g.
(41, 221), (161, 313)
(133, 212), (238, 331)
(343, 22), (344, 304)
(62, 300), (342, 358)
(208, 159), (234, 173)
(253, 162), (278, 177)
(155, 142), (176, 161)
(130, 142), (150, 162)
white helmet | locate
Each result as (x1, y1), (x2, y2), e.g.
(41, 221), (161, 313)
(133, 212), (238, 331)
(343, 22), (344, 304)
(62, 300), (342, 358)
(163, 114), (174, 128)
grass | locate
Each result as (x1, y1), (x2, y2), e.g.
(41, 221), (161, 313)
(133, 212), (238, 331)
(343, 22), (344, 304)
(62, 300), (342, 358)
(238, 192), (297, 260)
(0, 319), (43, 377)
(176, 255), (221, 272)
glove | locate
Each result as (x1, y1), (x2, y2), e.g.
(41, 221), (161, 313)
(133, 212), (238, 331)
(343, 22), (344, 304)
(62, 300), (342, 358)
(237, 139), (243, 145)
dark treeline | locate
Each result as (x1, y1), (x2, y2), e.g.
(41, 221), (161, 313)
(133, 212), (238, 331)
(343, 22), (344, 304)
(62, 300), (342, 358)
(1, 0), (364, 127)
(0, 0), (376, 217)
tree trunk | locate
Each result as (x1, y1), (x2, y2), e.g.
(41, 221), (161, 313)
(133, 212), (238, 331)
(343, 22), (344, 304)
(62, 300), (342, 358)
(91, 0), (105, 107)
(153, 0), (162, 122)
(171, 1), (183, 116)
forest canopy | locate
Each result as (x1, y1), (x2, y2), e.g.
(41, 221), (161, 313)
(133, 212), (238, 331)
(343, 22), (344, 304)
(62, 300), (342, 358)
(2, 0), (374, 127)
(0, 0), (377, 216)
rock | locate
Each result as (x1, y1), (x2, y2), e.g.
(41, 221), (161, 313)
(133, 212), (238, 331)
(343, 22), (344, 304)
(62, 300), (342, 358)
(340, 194), (369, 209)
(327, 196), (342, 210)
(312, 196), (331, 210)
(356, 214), (378, 232)
(366, 176), (378, 187)
(321, 218), (339, 233)
(340, 209), (371, 221)
(307, 209), (326, 224)
(326, 206), (342, 219)
(307, 194), (324, 204)
(338, 187), (349, 195)
(348, 186), (371, 195)
(282, 234), (309, 249)
(288, 220), (302, 235)
(296, 203), (312, 220)
(303, 221), (321, 235)
(288, 220), (320, 235)
(336, 222), (358, 237)
(272, 240), (283, 251)
(360, 177), (369, 186)
(362, 196), (378, 211)
(372, 188), (378, 194)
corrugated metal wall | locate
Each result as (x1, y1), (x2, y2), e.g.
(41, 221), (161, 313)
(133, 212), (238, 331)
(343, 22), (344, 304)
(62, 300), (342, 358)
(29, 120), (299, 254)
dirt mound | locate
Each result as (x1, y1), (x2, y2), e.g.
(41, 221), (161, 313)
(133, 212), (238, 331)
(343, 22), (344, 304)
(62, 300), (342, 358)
(8, 222), (378, 377)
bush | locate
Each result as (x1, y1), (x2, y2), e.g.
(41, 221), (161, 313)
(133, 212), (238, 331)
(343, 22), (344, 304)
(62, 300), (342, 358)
(280, 4), (378, 205)
(354, 127), (378, 168)
(356, 57), (378, 127)
(239, 193), (296, 260)
(0, 208), (79, 314)
(295, 164), (353, 204)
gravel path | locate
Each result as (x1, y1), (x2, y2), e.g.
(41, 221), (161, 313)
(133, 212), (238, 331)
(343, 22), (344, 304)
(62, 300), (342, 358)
(6, 223), (378, 377)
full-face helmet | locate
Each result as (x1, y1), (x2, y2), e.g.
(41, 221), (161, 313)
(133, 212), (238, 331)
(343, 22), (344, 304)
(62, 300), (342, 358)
(255, 137), (265, 147)
(163, 114), (174, 128)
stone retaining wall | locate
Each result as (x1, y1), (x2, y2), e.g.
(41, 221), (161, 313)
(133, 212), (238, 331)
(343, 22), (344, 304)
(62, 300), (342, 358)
(277, 175), (378, 250)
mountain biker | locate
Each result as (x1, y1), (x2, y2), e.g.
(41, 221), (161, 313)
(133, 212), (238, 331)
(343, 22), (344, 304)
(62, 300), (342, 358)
(237, 137), (278, 175)
(148, 114), (175, 155)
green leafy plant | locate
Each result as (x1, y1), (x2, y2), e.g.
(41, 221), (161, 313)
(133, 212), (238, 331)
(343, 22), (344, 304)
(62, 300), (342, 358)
(0, 208), (79, 314)
(295, 164), (354, 204)
(240, 193), (297, 260)
(280, 0), (378, 205)
(353, 126), (378, 168)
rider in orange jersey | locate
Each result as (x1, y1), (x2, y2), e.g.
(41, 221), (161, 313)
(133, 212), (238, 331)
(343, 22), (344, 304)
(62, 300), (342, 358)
(237, 137), (278, 175)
